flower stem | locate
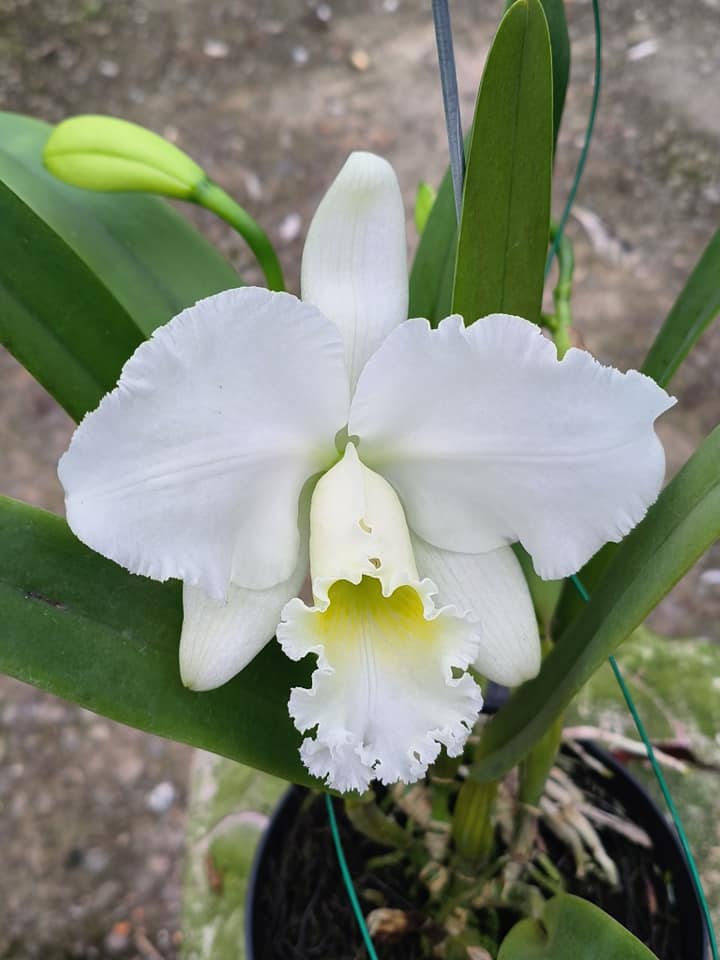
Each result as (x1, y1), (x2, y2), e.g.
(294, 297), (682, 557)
(191, 179), (285, 292)
(517, 635), (565, 807)
(343, 790), (411, 849)
(517, 710), (565, 807)
(451, 778), (497, 864)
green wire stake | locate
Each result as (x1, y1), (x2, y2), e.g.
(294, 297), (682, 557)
(432, 0), (465, 224)
(326, 793), (379, 960)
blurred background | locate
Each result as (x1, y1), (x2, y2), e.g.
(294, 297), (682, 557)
(1, 0), (719, 956)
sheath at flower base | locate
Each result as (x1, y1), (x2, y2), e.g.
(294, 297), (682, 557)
(58, 150), (675, 793)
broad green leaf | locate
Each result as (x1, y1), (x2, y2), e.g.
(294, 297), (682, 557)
(471, 426), (720, 782)
(453, 0), (552, 325)
(0, 112), (240, 337)
(0, 496), (313, 786)
(498, 894), (658, 959)
(409, 163), (457, 324)
(542, 0), (570, 151)
(642, 226), (720, 388)
(507, 0), (570, 151)
(0, 181), (144, 421)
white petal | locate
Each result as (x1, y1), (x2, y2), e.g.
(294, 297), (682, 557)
(411, 535), (540, 686)
(59, 287), (350, 599)
(278, 577), (483, 793)
(181, 580), (297, 692)
(301, 151), (408, 389)
(349, 314), (675, 580)
(181, 532), (309, 692)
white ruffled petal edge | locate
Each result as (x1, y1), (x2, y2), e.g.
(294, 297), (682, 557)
(278, 576), (483, 794)
(60, 287), (349, 599)
(349, 313), (675, 580)
(411, 535), (541, 686)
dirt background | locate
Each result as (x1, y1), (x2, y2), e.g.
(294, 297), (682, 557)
(0, 0), (718, 956)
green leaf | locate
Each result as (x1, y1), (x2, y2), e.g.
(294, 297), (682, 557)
(471, 425), (720, 783)
(505, 0), (570, 151)
(0, 181), (144, 421)
(409, 163), (457, 325)
(498, 894), (659, 959)
(414, 180), (437, 235)
(0, 112), (240, 337)
(453, 0), (552, 325)
(641, 226), (720, 388)
(0, 496), (313, 786)
(543, 0), (571, 151)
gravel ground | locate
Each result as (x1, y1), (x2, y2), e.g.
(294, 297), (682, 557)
(1, 0), (719, 956)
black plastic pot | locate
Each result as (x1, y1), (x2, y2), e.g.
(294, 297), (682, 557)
(246, 741), (710, 959)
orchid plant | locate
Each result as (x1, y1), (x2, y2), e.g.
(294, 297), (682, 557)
(0, 0), (718, 957)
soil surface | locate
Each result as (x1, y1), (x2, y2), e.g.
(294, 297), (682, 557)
(1, 0), (719, 956)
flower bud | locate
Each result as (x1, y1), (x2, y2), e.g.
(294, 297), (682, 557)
(43, 115), (205, 199)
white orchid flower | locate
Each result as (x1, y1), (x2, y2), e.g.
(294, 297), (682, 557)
(59, 151), (674, 793)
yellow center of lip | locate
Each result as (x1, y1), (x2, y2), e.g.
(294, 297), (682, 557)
(314, 575), (440, 656)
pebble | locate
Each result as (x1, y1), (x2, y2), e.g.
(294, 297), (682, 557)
(349, 49), (370, 72)
(98, 59), (119, 78)
(262, 19), (285, 36)
(292, 45), (310, 66)
(105, 921), (131, 954)
(89, 722), (110, 742)
(203, 39), (229, 59)
(278, 212), (302, 243)
(627, 38), (660, 61)
(145, 781), (176, 814)
(242, 170), (264, 201)
(114, 751), (144, 786)
(84, 847), (110, 875)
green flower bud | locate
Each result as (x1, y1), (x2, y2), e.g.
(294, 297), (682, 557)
(43, 115), (205, 199)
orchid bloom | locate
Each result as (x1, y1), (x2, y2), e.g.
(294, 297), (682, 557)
(59, 152), (674, 792)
